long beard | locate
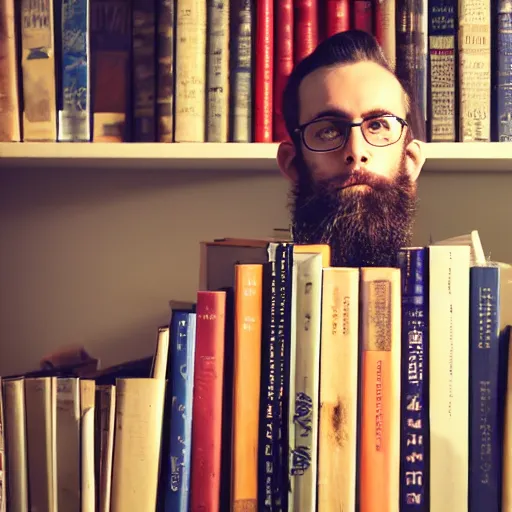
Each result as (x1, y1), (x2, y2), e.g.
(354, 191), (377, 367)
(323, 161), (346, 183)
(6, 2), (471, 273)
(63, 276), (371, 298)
(290, 152), (418, 268)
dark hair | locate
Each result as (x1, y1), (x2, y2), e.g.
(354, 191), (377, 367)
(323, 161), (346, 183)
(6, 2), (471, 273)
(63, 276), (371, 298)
(282, 29), (425, 143)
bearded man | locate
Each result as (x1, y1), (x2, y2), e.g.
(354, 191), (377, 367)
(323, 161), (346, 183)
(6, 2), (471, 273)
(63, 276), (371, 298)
(277, 29), (427, 267)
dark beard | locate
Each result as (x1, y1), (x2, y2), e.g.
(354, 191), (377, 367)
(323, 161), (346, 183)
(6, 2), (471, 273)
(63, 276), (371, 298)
(290, 153), (418, 268)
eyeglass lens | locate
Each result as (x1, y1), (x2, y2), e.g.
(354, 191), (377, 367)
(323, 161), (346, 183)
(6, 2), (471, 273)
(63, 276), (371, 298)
(303, 116), (403, 151)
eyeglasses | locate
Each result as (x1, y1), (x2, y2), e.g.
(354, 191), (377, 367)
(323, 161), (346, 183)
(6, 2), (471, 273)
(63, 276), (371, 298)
(294, 114), (408, 153)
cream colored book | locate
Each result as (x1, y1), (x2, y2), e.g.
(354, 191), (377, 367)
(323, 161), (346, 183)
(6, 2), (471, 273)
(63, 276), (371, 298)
(110, 378), (166, 512)
(20, 0), (57, 140)
(174, 0), (207, 142)
(428, 245), (470, 512)
(97, 384), (116, 512)
(56, 377), (81, 511)
(317, 267), (359, 512)
(25, 377), (57, 512)
(2, 378), (28, 511)
(80, 380), (96, 512)
(289, 251), (323, 512)
(151, 325), (170, 379)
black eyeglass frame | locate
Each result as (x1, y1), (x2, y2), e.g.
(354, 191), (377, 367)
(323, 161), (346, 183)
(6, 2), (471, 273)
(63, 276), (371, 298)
(293, 113), (408, 153)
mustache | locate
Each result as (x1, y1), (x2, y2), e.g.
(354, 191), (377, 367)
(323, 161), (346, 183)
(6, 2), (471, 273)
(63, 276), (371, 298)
(320, 170), (394, 191)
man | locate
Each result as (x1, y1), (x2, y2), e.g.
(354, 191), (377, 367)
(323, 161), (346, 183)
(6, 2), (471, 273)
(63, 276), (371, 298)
(277, 29), (426, 267)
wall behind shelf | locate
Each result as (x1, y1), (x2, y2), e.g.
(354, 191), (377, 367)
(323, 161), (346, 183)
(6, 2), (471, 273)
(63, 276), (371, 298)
(1, 164), (511, 376)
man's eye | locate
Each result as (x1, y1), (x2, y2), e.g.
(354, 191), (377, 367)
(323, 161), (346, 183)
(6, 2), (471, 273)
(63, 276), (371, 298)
(315, 125), (341, 141)
(367, 118), (390, 132)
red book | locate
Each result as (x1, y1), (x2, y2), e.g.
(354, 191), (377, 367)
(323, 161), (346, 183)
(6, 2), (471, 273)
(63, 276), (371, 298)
(190, 291), (226, 511)
(353, 0), (373, 33)
(254, 0), (274, 142)
(273, 0), (294, 141)
(294, 0), (319, 64)
(325, 0), (350, 38)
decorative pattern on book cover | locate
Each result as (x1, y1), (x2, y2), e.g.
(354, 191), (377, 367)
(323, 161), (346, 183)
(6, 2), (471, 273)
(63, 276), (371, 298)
(174, 0), (207, 142)
(156, 0), (175, 142)
(190, 291), (226, 511)
(90, 0), (131, 141)
(469, 266), (501, 511)
(458, 0), (491, 141)
(254, 0), (273, 142)
(207, 0), (230, 142)
(163, 311), (197, 512)
(397, 248), (429, 510)
(21, 0), (57, 141)
(132, 0), (156, 141)
(293, 0), (318, 63)
(59, 0), (90, 141)
(428, 0), (457, 142)
(0, 0), (20, 141)
(230, 0), (253, 142)
(375, 0), (396, 69)
(497, 0), (512, 141)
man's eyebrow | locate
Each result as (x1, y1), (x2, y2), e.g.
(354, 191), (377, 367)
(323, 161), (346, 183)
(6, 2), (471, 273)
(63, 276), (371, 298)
(308, 107), (399, 123)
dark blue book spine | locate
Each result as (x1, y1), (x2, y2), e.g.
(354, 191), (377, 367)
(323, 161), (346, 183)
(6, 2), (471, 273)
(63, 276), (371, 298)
(397, 247), (429, 510)
(59, 0), (90, 141)
(469, 266), (501, 511)
(497, 1), (512, 141)
(163, 311), (197, 512)
(275, 243), (293, 510)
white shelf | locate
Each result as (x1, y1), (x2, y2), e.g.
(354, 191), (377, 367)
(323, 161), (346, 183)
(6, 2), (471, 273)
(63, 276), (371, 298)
(1, 141), (512, 172)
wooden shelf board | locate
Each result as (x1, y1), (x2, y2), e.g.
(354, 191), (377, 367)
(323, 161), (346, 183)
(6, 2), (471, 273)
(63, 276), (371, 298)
(1, 141), (512, 172)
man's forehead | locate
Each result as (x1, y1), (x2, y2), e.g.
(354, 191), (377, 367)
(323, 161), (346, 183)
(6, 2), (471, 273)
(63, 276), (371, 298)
(298, 61), (406, 124)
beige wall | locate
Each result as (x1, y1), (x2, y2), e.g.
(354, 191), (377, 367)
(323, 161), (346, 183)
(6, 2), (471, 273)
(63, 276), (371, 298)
(1, 163), (511, 376)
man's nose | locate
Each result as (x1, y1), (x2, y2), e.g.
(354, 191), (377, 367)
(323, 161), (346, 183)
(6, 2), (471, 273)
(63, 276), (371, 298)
(342, 125), (370, 166)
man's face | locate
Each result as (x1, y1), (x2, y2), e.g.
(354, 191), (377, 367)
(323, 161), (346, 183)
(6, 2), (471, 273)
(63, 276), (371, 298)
(278, 60), (425, 268)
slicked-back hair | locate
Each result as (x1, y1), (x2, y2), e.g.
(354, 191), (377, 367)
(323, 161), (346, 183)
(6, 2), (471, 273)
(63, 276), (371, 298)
(282, 29), (426, 145)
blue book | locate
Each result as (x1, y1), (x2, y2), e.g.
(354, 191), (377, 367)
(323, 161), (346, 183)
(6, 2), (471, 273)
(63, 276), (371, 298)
(397, 247), (429, 510)
(469, 266), (501, 512)
(163, 310), (197, 512)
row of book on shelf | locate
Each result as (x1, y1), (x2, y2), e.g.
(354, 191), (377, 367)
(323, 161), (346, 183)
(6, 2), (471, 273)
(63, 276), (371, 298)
(0, 0), (508, 145)
(0, 230), (511, 511)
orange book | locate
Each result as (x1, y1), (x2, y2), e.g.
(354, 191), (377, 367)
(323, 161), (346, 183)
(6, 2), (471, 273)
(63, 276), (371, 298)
(359, 268), (401, 512)
(231, 264), (263, 511)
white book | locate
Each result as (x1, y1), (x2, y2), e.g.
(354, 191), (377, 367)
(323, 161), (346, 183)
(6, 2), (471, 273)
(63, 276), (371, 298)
(428, 245), (470, 512)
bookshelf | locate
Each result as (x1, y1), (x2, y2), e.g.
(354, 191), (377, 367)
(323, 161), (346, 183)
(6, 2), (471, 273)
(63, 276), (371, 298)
(1, 141), (512, 172)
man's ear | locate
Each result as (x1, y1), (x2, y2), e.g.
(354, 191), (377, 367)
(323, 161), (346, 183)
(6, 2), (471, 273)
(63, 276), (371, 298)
(277, 140), (298, 182)
(404, 138), (426, 182)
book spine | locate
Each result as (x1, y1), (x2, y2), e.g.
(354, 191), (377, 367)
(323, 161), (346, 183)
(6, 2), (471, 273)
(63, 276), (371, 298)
(289, 252), (323, 512)
(174, 0), (207, 142)
(324, 0), (349, 38)
(0, 0), (21, 141)
(428, 245), (470, 512)
(293, 0), (318, 64)
(397, 248), (429, 510)
(206, 0), (230, 142)
(374, 0), (396, 69)
(231, 265), (263, 511)
(353, 0), (372, 33)
(428, 0), (457, 142)
(469, 266), (501, 511)
(132, 0), (156, 141)
(359, 268), (401, 512)
(163, 311), (197, 511)
(317, 267), (359, 512)
(273, 0), (293, 142)
(496, 0), (512, 141)
(230, 0), (253, 142)
(190, 291), (226, 511)
(59, 0), (90, 141)
(254, 0), (273, 142)
(20, 0), (57, 141)
(156, 0), (175, 142)
(258, 261), (279, 510)
(90, 0), (132, 142)
(458, 0), (491, 141)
